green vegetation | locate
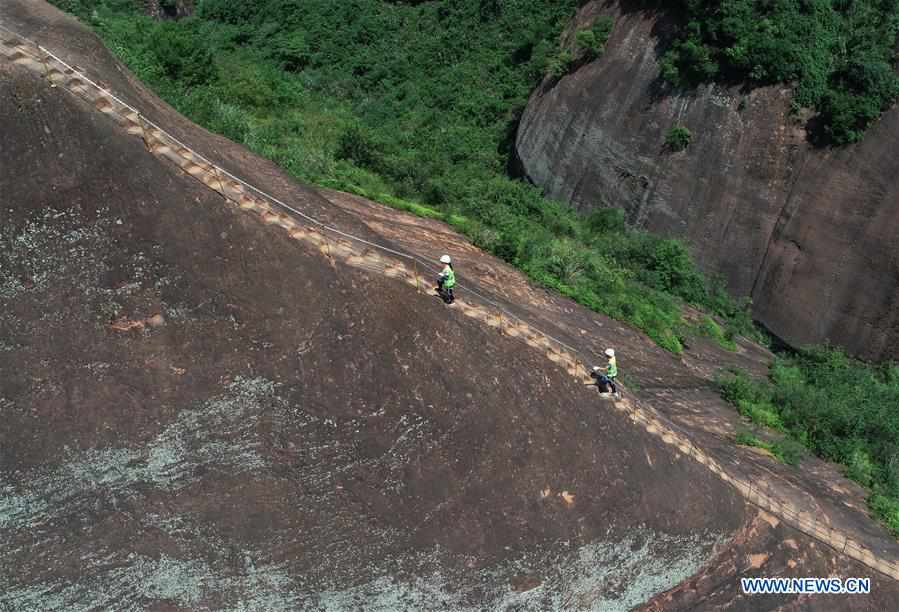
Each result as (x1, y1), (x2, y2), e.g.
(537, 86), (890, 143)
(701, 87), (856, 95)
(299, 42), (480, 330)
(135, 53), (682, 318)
(734, 431), (805, 466)
(719, 349), (899, 534)
(665, 125), (692, 152)
(550, 15), (615, 78)
(693, 315), (736, 351)
(576, 15), (614, 61)
(49, 0), (758, 354)
(660, 0), (899, 145)
(40, 0), (899, 543)
(547, 50), (575, 80)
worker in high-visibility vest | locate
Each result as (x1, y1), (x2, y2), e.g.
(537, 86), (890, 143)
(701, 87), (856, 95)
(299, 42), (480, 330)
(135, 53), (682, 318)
(591, 348), (619, 397)
(436, 254), (455, 304)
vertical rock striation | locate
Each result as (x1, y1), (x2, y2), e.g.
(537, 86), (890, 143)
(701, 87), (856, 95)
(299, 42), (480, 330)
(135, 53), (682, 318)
(516, 1), (899, 360)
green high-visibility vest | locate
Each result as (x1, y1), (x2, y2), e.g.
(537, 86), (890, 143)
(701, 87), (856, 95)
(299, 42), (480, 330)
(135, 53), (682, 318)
(607, 357), (617, 378)
(442, 265), (456, 288)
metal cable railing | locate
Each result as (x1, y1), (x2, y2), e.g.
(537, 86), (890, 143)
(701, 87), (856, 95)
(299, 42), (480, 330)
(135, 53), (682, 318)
(8, 22), (587, 361)
(3, 21), (899, 580)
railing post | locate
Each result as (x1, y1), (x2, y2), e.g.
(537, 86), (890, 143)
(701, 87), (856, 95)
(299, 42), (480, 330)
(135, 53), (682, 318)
(212, 166), (228, 199)
(323, 230), (333, 260)
(39, 54), (53, 85)
(137, 113), (152, 152)
(14, 27), (894, 577)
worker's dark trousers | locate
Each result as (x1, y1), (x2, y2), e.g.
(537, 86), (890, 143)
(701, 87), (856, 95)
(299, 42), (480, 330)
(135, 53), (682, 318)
(437, 281), (454, 303)
(599, 375), (617, 394)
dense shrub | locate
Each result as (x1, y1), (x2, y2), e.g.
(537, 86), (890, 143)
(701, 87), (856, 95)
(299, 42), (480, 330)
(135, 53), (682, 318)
(645, 239), (705, 300)
(771, 438), (807, 466)
(195, 0), (258, 24)
(735, 430), (805, 466)
(592, 16), (614, 50)
(586, 207), (625, 234)
(149, 21), (216, 86)
(718, 349), (899, 534)
(52, 0), (138, 20)
(695, 315), (737, 351)
(661, 0), (899, 145)
(547, 50), (574, 79)
(49, 0), (899, 540)
(553, 15), (615, 75)
(575, 16), (614, 61)
(337, 126), (384, 172)
(665, 125), (692, 151)
(52, 0), (757, 353)
(575, 30), (598, 55)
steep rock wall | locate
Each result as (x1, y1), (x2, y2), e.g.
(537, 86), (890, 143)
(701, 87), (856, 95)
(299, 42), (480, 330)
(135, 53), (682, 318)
(144, 0), (193, 19)
(516, 1), (899, 360)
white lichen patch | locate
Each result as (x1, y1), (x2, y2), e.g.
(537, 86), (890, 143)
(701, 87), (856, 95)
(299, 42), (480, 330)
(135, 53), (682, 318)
(220, 560), (301, 612)
(0, 378), (310, 611)
(0, 206), (187, 333)
(0, 361), (725, 612)
(0, 207), (112, 301)
(3, 554), (210, 611)
(1, 377), (274, 531)
(2, 538), (303, 612)
(307, 530), (723, 612)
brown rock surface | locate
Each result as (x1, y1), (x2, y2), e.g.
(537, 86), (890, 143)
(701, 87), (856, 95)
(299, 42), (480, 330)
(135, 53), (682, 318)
(515, 0), (899, 361)
(0, 2), (742, 609)
(3, 1), (899, 609)
(144, 0), (194, 19)
(320, 187), (899, 611)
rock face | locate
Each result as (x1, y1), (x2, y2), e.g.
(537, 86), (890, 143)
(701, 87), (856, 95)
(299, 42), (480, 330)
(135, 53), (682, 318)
(0, 2), (750, 608)
(516, 1), (899, 361)
(7, 2), (899, 608)
(144, 0), (193, 19)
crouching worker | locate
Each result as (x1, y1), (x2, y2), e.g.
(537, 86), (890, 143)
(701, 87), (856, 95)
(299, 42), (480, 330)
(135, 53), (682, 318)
(590, 348), (620, 397)
(435, 254), (455, 304)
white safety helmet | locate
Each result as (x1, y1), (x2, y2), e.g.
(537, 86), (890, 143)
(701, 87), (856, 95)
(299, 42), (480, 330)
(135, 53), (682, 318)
(440, 255), (452, 264)
(605, 348), (615, 357)
(592, 366), (601, 372)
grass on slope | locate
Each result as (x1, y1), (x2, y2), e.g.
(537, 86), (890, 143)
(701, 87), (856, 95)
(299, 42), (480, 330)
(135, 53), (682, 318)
(46, 0), (899, 543)
(734, 431), (806, 467)
(719, 349), (899, 535)
(50, 0), (758, 354)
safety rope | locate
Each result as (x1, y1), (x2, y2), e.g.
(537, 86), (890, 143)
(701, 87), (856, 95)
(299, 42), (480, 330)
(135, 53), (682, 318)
(3, 20), (898, 580)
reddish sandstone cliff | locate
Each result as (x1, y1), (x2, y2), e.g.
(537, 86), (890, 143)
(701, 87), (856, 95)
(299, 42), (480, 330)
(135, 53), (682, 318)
(516, 0), (899, 360)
